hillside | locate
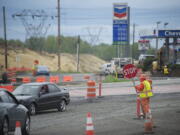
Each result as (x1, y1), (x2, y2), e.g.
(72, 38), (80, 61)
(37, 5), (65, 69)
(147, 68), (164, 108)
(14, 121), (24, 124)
(0, 48), (106, 72)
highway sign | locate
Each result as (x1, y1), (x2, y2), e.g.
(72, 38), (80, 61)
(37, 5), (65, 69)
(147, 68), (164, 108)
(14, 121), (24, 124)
(158, 30), (180, 38)
(123, 64), (137, 79)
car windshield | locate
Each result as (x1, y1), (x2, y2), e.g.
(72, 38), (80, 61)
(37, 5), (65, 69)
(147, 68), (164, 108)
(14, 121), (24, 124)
(13, 85), (40, 96)
(37, 66), (48, 71)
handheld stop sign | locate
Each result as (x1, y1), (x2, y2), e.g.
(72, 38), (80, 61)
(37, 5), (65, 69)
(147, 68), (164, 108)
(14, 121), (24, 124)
(123, 64), (138, 92)
(123, 64), (138, 79)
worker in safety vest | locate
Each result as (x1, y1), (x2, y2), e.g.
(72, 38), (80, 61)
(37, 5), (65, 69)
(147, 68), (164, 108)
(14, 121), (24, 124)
(163, 65), (169, 76)
(135, 74), (154, 117)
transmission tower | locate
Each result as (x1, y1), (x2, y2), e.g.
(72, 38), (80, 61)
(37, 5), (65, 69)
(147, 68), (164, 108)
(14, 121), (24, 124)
(83, 27), (104, 45)
(12, 9), (52, 38)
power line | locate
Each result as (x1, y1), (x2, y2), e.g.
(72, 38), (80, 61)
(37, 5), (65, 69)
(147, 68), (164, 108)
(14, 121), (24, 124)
(12, 9), (52, 38)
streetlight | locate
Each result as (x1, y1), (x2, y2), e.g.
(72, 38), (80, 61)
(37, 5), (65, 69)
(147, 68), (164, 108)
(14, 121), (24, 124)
(164, 22), (169, 29)
(156, 21), (161, 54)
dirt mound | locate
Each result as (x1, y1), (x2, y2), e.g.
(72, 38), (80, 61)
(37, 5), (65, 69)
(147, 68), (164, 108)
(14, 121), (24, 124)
(0, 48), (106, 72)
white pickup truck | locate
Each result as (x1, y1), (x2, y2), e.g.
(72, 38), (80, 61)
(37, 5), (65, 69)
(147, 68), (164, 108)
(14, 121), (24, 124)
(100, 57), (132, 77)
(99, 63), (115, 75)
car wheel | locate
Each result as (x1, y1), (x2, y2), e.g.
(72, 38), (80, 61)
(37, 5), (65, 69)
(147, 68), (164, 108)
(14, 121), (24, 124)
(1, 118), (9, 135)
(22, 116), (30, 135)
(57, 100), (66, 112)
(29, 103), (36, 115)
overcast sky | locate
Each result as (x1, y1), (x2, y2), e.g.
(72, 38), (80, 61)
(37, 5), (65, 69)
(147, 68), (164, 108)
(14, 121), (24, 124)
(0, 0), (180, 46)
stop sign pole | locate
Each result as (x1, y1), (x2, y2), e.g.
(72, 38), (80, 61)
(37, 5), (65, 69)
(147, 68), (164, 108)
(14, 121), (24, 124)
(123, 64), (138, 92)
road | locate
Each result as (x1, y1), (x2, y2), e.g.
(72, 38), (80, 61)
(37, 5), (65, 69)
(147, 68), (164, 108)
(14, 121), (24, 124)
(27, 78), (180, 135)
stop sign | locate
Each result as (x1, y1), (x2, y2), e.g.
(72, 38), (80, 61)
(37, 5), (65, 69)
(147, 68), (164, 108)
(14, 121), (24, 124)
(123, 64), (138, 79)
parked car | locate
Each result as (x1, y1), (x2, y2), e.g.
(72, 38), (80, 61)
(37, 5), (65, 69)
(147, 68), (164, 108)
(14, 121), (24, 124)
(0, 88), (30, 135)
(35, 65), (50, 76)
(12, 82), (70, 115)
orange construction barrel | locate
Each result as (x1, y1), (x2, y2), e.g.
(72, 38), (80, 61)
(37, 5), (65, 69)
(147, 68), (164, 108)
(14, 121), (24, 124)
(87, 80), (96, 99)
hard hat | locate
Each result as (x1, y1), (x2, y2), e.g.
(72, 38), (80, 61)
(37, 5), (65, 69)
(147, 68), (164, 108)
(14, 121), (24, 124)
(139, 74), (146, 82)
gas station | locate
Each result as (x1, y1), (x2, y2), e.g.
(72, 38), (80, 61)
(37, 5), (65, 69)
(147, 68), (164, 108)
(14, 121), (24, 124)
(158, 30), (180, 65)
(139, 30), (180, 68)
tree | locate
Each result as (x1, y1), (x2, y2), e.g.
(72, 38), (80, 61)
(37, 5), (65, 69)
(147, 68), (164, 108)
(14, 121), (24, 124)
(25, 37), (45, 53)
(131, 43), (140, 60)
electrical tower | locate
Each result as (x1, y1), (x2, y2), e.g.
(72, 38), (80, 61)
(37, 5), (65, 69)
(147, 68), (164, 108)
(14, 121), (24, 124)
(83, 27), (104, 45)
(12, 9), (51, 38)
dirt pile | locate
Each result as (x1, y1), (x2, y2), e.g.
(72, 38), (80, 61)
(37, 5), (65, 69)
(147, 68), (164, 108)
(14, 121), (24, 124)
(0, 48), (106, 72)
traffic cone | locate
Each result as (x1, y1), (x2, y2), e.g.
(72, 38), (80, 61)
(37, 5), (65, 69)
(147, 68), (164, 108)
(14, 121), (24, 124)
(144, 113), (154, 134)
(86, 112), (94, 135)
(149, 109), (155, 128)
(14, 121), (22, 135)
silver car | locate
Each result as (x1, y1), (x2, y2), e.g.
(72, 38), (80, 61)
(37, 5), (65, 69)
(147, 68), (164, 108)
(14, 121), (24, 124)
(0, 89), (30, 135)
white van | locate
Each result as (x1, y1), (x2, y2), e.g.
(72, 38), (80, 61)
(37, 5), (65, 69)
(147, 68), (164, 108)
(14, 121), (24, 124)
(99, 63), (115, 75)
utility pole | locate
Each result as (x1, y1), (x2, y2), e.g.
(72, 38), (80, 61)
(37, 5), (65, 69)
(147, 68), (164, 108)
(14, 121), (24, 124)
(132, 23), (136, 60)
(156, 21), (161, 54)
(76, 35), (80, 72)
(3, 6), (8, 69)
(57, 0), (61, 71)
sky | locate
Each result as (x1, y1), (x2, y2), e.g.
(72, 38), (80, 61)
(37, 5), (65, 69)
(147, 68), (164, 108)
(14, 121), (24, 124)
(0, 0), (180, 47)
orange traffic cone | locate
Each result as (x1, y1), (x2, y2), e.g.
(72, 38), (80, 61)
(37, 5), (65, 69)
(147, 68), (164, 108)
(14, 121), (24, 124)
(149, 109), (155, 128)
(14, 121), (22, 135)
(86, 112), (94, 135)
(144, 113), (154, 134)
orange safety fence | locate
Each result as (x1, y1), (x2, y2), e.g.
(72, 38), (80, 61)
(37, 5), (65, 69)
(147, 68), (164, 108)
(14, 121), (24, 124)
(22, 77), (31, 83)
(84, 75), (90, 80)
(0, 85), (14, 92)
(7, 71), (16, 78)
(7, 67), (32, 72)
(87, 80), (96, 99)
(11, 78), (17, 83)
(36, 76), (46, 82)
(63, 76), (73, 82)
(49, 76), (59, 83)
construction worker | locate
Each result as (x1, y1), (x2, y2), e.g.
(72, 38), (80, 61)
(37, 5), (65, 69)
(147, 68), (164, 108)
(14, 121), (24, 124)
(135, 74), (154, 118)
(163, 65), (169, 76)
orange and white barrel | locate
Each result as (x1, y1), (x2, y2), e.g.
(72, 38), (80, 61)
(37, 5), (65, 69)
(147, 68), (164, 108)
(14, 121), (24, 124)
(87, 80), (96, 99)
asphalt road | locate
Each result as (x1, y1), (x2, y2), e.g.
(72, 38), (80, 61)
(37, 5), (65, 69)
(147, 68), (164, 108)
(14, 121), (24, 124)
(29, 81), (180, 135)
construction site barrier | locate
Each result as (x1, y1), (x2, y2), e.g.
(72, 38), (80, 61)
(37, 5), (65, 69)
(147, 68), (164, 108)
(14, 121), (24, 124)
(7, 67), (32, 72)
(0, 85), (14, 92)
(22, 77), (31, 83)
(98, 76), (102, 97)
(11, 78), (17, 83)
(63, 76), (73, 82)
(7, 70), (16, 80)
(84, 75), (90, 80)
(49, 76), (59, 83)
(36, 76), (46, 82)
(87, 80), (96, 99)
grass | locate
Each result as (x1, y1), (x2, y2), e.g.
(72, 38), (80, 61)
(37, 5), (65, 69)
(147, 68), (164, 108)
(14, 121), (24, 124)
(103, 75), (131, 83)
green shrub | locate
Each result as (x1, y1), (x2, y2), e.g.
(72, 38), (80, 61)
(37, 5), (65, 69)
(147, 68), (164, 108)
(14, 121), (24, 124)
(103, 75), (130, 83)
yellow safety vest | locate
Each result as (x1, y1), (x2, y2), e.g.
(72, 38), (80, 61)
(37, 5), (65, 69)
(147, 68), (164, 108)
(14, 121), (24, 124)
(164, 67), (169, 74)
(139, 80), (154, 98)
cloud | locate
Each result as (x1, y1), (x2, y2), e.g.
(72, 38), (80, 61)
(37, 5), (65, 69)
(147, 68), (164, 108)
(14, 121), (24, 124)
(0, 0), (180, 46)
